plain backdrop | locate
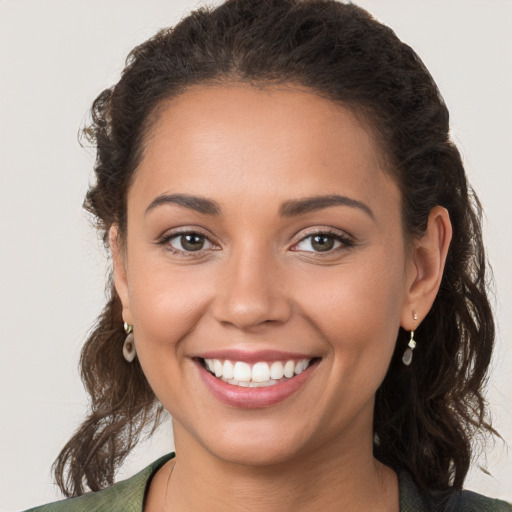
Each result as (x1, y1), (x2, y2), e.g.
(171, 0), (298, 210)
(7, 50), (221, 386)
(1, 1), (511, 510)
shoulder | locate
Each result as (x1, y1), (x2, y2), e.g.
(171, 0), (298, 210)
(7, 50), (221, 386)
(23, 453), (174, 512)
(399, 469), (512, 512)
(442, 489), (512, 512)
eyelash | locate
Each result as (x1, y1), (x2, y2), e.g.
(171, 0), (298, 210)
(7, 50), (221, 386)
(291, 229), (355, 254)
(157, 228), (355, 257)
(157, 229), (218, 258)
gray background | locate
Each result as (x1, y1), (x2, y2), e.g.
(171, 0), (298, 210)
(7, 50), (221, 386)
(1, 1), (510, 510)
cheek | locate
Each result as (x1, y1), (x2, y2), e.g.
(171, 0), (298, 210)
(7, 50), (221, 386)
(294, 250), (406, 379)
(127, 256), (214, 359)
(125, 256), (218, 412)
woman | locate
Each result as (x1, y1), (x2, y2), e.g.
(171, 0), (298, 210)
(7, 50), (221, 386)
(23, 0), (510, 510)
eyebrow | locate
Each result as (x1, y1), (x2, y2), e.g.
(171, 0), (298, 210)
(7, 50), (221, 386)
(279, 194), (374, 219)
(145, 193), (221, 216)
(145, 193), (373, 219)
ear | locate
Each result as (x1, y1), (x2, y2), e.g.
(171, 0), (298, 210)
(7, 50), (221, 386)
(110, 224), (133, 326)
(401, 206), (452, 329)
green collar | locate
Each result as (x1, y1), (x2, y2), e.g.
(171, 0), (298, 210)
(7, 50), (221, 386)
(25, 453), (511, 512)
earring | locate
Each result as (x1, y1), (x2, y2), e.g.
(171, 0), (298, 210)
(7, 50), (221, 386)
(402, 311), (418, 366)
(402, 330), (417, 366)
(123, 322), (136, 363)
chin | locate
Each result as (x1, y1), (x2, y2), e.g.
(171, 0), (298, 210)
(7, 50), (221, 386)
(212, 440), (303, 467)
(194, 420), (315, 467)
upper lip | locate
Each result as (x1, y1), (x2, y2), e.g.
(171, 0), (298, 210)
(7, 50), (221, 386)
(194, 349), (318, 363)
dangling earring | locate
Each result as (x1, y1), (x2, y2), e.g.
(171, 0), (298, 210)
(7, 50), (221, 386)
(123, 322), (136, 362)
(402, 330), (416, 366)
(402, 311), (418, 366)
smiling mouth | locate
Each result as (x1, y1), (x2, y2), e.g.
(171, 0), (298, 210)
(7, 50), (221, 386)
(198, 357), (320, 388)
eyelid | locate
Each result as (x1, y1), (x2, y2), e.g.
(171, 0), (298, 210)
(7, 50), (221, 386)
(169, 233), (215, 251)
(156, 226), (355, 256)
(157, 227), (220, 255)
(290, 227), (355, 253)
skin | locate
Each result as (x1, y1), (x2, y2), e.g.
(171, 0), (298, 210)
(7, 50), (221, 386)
(111, 83), (452, 511)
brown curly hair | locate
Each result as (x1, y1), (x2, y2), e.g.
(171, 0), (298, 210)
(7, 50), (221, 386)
(53, 0), (497, 497)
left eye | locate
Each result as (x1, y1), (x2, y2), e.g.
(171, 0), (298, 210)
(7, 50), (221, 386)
(293, 233), (346, 253)
(168, 233), (214, 252)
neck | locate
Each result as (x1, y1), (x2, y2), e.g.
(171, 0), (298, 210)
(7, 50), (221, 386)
(147, 423), (399, 512)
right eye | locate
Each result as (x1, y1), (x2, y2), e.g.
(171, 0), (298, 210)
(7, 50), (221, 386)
(164, 232), (215, 254)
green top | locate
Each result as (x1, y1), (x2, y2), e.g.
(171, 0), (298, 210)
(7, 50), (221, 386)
(24, 453), (511, 512)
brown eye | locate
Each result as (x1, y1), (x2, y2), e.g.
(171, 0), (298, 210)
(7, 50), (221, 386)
(169, 233), (212, 252)
(293, 231), (353, 253)
(311, 234), (335, 252)
(181, 234), (204, 251)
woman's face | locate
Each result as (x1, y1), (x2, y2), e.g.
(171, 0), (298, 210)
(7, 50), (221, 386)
(114, 84), (417, 465)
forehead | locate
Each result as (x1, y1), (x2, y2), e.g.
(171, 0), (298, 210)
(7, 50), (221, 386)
(131, 83), (398, 216)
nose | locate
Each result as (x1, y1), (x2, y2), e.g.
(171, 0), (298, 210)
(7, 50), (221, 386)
(212, 245), (292, 331)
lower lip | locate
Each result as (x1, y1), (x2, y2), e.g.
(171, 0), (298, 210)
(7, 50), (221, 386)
(195, 359), (319, 409)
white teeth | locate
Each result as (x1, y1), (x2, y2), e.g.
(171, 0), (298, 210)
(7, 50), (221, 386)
(203, 357), (313, 386)
(213, 359), (223, 377)
(223, 360), (234, 379)
(252, 362), (271, 383)
(283, 360), (295, 378)
(233, 361), (252, 382)
(223, 378), (281, 388)
(270, 361), (284, 380)
(295, 359), (309, 375)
